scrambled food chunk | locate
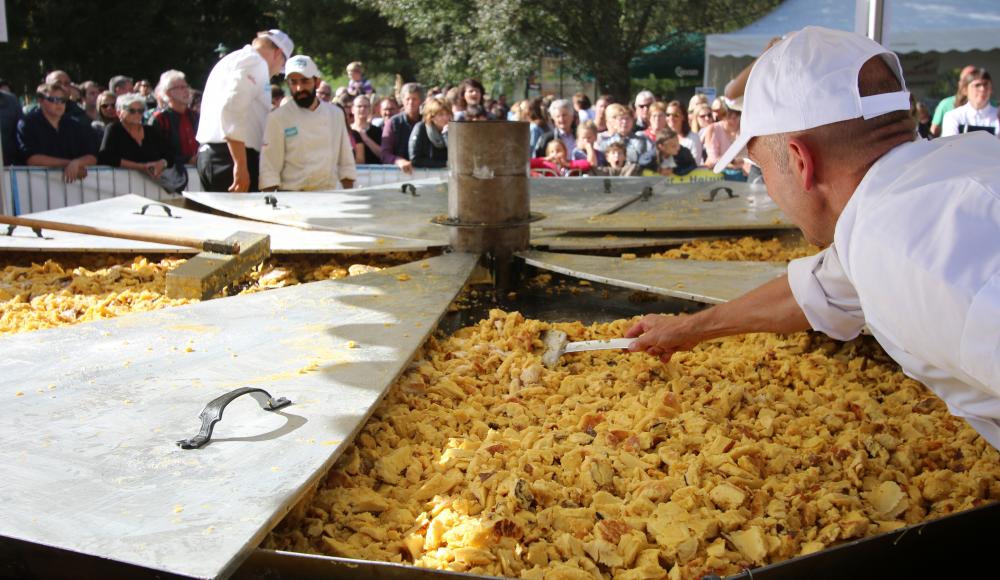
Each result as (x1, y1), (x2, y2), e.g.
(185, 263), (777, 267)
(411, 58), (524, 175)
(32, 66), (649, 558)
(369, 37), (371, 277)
(653, 236), (820, 263)
(265, 310), (1000, 579)
(0, 252), (428, 335)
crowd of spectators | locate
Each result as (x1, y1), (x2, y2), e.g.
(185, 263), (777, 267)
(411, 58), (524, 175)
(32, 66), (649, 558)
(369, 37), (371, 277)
(1, 52), (994, 187)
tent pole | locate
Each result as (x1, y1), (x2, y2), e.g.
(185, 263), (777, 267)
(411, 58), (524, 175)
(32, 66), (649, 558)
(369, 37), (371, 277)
(855, 0), (888, 44)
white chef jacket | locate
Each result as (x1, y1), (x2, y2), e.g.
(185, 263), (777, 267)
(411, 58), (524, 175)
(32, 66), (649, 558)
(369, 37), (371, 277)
(259, 100), (357, 191)
(195, 45), (271, 150)
(787, 132), (1000, 449)
(941, 102), (1000, 138)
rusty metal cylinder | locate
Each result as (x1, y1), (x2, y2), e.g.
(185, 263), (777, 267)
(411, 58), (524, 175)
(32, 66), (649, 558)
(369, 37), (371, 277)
(446, 121), (531, 254)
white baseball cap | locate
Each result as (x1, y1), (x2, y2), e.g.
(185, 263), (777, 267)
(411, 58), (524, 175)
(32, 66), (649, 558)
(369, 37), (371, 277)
(262, 29), (294, 60)
(713, 26), (910, 173)
(285, 54), (320, 79)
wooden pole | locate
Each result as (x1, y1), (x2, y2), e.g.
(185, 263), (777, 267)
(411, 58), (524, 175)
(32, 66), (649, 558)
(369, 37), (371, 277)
(0, 214), (240, 254)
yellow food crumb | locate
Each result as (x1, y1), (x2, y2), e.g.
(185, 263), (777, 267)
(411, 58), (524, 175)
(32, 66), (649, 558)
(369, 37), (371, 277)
(173, 505), (183, 513)
(15, 391), (24, 397)
(346, 341), (358, 349)
(265, 310), (1000, 580)
(396, 273), (411, 281)
(653, 235), (820, 263)
(621, 253), (637, 260)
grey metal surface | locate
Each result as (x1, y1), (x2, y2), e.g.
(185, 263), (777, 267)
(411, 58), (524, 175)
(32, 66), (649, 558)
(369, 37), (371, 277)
(530, 231), (715, 251)
(184, 178), (658, 246)
(0, 252), (478, 579)
(0, 195), (433, 253)
(538, 181), (797, 233)
(185, 181), (451, 244)
(520, 250), (786, 304)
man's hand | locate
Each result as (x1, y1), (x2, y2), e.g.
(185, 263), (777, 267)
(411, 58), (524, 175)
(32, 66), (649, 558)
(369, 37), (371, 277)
(63, 159), (86, 183)
(395, 158), (413, 175)
(625, 314), (703, 363)
(340, 178), (354, 189)
(229, 162), (250, 192)
(146, 159), (166, 179)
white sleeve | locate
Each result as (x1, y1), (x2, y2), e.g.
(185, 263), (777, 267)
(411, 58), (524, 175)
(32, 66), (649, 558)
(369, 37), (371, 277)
(333, 110), (357, 182)
(959, 270), (1000, 390)
(787, 246), (866, 341)
(219, 59), (260, 144)
(941, 109), (960, 137)
(258, 111), (283, 190)
(687, 132), (704, 165)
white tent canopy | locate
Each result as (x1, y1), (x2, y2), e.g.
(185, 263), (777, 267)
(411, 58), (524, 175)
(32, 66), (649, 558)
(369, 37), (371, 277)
(708, 0), (1000, 57)
(704, 0), (1000, 96)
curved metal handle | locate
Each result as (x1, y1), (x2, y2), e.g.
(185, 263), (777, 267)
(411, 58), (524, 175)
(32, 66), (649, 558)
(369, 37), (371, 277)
(4, 224), (44, 238)
(264, 194), (278, 209)
(640, 185), (654, 201)
(136, 203), (174, 217)
(704, 186), (737, 202)
(176, 387), (292, 449)
(603, 178), (612, 194)
(400, 183), (418, 196)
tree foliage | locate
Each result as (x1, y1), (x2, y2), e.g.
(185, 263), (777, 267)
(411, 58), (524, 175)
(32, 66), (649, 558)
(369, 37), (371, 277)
(361, 0), (782, 100)
(0, 0), (276, 96)
(0, 0), (780, 101)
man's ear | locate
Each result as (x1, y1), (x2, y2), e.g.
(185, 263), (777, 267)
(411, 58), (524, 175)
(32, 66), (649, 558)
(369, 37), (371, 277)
(786, 137), (815, 191)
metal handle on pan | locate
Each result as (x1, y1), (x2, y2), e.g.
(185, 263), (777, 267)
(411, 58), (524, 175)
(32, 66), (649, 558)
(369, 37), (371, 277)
(176, 387), (292, 449)
(704, 186), (737, 202)
(136, 203), (175, 217)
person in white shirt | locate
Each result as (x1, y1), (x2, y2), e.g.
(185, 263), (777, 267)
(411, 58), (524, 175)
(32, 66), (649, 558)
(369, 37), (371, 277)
(626, 27), (1000, 450)
(941, 68), (999, 137)
(196, 29), (293, 192)
(259, 55), (356, 191)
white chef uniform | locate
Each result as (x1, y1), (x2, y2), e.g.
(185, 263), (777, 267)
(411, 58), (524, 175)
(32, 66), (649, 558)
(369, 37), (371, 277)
(259, 100), (357, 191)
(788, 132), (1000, 449)
(195, 45), (271, 150)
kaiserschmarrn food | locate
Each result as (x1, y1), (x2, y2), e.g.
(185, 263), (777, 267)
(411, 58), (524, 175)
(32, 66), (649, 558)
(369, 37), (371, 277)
(0, 252), (427, 335)
(653, 236), (820, 263)
(265, 310), (1000, 579)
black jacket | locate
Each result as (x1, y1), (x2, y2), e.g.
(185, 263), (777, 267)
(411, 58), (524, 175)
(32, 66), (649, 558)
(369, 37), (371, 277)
(408, 121), (448, 168)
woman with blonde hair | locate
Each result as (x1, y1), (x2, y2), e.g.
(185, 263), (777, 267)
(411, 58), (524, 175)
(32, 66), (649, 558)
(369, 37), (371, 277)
(408, 97), (451, 168)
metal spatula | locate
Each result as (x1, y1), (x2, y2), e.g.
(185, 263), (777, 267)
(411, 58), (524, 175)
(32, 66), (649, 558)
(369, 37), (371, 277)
(541, 330), (634, 368)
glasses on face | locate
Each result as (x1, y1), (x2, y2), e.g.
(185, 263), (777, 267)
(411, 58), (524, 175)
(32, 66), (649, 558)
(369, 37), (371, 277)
(636, 102), (652, 109)
(126, 107), (145, 115)
(100, 103), (115, 109)
(698, 113), (713, 119)
(666, 112), (681, 118)
(41, 95), (68, 104)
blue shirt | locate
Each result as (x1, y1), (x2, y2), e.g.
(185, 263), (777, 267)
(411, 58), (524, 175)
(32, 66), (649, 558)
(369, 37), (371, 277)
(17, 109), (98, 161)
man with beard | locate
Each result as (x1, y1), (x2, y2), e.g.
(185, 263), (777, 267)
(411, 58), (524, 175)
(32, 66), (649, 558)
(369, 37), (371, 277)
(259, 55), (356, 191)
(197, 29), (294, 192)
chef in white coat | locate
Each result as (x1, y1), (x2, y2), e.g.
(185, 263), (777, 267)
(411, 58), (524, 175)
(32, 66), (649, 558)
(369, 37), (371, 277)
(259, 54), (356, 191)
(196, 29), (293, 192)
(626, 26), (1000, 449)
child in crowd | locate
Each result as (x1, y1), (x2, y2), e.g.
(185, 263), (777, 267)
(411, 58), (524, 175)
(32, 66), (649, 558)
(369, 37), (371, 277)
(589, 141), (639, 176)
(530, 140), (591, 176)
(653, 128), (697, 176)
(571, 120), (606, 167)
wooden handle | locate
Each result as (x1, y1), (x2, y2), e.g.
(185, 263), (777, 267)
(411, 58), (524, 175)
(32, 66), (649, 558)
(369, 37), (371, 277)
(0, 215), (240, 254)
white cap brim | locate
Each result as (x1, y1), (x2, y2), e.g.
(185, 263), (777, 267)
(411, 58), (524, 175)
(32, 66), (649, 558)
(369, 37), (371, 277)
(713, 132), (752, 174)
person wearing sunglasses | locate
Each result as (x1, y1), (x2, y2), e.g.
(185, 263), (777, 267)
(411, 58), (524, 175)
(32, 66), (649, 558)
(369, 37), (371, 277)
(98, 93), (172, 179)
(16, 82), (97, 183)
(632, 90), (656, 133)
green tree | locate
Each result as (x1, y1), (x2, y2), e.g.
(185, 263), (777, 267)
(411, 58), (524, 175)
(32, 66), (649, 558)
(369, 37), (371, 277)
(0, 0), (275, 98)
(360, 0), (780, 101)
(271, 0), (417, 84)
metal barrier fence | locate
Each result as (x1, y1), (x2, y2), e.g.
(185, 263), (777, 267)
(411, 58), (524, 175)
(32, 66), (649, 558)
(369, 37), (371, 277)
(0, 164), (447, 216)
